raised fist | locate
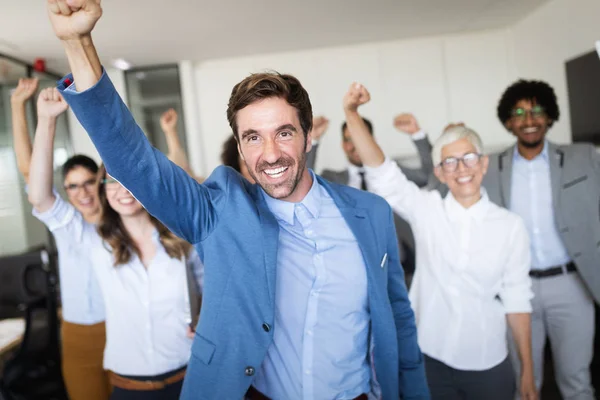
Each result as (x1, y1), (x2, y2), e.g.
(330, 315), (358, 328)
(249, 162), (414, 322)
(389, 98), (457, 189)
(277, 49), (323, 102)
(160, 109), (178, 133)
(310, 116), (329, 141)
(37, 88), (69, 119)
(11, 78), (39, 105)
(47, 0), (103, 41)
(393, 113), (421, 135)
(343, 82), (371, 112)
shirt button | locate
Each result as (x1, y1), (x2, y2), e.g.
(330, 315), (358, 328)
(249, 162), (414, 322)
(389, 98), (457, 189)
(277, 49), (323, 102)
(311, 291), (317, 297)
(262, 323), (271, 332)
(306, 330), (313, 336)
(245, 366), (255, 376)
(305, 369), (311, 375)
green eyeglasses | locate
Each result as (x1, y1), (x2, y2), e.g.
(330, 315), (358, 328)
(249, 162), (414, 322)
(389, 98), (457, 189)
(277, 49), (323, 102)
(511, 105), (545, 120)
(101, 177), (119, 185)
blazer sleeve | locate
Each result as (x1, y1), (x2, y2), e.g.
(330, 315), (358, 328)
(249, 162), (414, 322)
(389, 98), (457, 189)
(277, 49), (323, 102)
(58, 71), (224, 244)
(395, 136), (434, 188)
(384, 206), (430, 399)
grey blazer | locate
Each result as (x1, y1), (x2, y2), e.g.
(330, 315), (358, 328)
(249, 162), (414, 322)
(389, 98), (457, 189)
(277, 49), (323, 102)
(310, 137), (434, 260)
(430, 142), (600, 303)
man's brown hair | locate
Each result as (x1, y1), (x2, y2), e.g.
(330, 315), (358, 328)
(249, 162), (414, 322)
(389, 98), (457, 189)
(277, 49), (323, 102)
(226, 72), (313, 140)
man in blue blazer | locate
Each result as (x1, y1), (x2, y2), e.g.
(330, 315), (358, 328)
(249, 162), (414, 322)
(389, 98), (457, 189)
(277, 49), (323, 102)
(47, 1), (429, 399)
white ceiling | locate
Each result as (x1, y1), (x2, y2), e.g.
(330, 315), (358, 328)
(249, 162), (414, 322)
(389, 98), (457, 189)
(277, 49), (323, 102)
(0, 0), (549, 74)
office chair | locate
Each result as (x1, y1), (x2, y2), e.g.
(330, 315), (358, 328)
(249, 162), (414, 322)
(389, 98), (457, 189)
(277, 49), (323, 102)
(0, 247), (67, 400)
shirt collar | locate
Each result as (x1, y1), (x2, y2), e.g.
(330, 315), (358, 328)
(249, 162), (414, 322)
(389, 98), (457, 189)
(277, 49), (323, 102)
(261, 170), (322, 225)
(347, 163), (365, 177)
(513, 140), (549, 163)
(444, 188), (490, 223)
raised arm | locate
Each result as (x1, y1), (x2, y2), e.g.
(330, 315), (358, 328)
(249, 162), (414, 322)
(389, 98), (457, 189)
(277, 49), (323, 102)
(342, 83), (429, 223)
(47, 0), (223, 244)
(393, 113), (434, 187)
(305, 115), (329, 171)
(160, 108), (204, 182)
(10, 78), (40, 183)
(28, 88), (69, 212)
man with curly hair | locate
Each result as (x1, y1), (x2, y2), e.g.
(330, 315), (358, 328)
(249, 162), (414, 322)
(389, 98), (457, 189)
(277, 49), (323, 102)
(483, 79), (600, 400)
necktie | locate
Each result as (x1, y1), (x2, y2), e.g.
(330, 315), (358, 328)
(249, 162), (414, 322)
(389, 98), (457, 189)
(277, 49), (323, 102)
(359, 171), (368, 191)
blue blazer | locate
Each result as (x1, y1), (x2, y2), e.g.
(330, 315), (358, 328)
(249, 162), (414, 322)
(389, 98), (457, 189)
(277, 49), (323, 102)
(59, 72), (429, 400)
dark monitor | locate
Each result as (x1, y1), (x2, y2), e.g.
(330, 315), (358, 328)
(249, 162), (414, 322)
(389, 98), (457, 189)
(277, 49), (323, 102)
(566, 50), (600, 145)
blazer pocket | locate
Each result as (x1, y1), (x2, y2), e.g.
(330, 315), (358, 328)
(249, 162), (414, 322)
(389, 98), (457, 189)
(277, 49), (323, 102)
(191, 334), (216, 365)
(563, 175), (588, 189)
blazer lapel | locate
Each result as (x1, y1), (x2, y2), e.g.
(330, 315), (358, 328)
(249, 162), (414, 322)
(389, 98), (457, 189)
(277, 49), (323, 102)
(255, 190), (279, 307)
(547, 142), (564, 211)
(498, 147), (514, 208)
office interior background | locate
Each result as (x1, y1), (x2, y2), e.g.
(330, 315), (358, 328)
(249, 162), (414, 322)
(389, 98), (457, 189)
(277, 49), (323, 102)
(0, 0), (599, 398)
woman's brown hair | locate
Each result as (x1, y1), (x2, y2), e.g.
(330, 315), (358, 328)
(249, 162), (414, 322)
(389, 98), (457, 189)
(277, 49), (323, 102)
(96, 165), (191, 266)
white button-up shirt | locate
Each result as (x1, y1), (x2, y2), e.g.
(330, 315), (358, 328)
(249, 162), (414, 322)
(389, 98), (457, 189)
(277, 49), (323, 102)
(366, 159), (533, 370)
(510, 142), (571, 269)
(38, 195), (203, 376)
(33, 191), (106, 325)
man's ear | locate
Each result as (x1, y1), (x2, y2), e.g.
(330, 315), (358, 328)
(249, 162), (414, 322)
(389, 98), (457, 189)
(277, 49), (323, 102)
(481, 155), (489, 176)
(237, 141), (245, 161)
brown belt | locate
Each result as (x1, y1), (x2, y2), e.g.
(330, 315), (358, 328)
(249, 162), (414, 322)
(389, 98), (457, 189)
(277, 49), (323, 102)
(108, 369), (186, 391)
(246, 385), (368, 400)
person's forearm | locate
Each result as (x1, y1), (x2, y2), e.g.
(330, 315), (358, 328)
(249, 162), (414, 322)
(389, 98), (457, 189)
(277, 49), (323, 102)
(507, 313), (534, 376)
(11, 101), (32, 182)
(28, 117), (58, 211)
(344, 110), (385, 167)
(164, 128), (193, 174)
(62, 36), (102, 92)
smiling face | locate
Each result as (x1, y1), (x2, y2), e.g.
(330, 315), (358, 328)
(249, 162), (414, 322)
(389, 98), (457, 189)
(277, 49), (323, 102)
(103, 175), (144, 217)
(434, 137), (489, 207)
(504, 99), (551, 149)
(63, 166), (100, 219)
(236, 97), (313, 202)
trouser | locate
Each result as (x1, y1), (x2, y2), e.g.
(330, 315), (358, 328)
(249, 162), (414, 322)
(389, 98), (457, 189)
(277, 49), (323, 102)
(61, 321), (111, 400)
(424, 354), (515, 400)
(109, 366), (186, 400)
(509, 271), (596, 400)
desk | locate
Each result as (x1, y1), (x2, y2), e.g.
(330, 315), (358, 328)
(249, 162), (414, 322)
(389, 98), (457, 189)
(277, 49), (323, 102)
(0, 319), (25, 357)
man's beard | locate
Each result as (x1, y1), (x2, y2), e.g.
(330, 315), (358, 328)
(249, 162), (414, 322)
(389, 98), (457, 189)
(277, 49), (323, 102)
(248, 152), (306, 200)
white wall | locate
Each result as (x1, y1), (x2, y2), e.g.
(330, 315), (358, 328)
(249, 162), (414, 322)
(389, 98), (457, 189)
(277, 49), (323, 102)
(186, 0), (599, 176)
(193, 28), (516, 174)
(508, 0), (600, 144)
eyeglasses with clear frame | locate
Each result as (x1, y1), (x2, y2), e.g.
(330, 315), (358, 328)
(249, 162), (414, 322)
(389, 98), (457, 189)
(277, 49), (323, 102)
(439, 152), (482, 173)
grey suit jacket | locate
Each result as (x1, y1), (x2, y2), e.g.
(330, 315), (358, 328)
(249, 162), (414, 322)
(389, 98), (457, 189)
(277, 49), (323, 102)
(312, 137), (434, 258)
(430, 141), (600, 303)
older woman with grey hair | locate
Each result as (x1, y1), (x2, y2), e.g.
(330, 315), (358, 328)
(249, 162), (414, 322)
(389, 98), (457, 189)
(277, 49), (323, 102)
(342, 82), (537, 400)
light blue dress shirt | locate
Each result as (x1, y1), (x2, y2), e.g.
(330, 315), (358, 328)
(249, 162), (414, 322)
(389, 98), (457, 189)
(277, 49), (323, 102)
(253, 171), (372, 400)
(510, 142), (571, 269)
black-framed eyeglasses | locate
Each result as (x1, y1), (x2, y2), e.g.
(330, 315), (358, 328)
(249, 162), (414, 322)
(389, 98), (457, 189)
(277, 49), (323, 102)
(64, 178), (96, 192)
(439, 152), (482, 173)
(511, 105), (545, 120)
